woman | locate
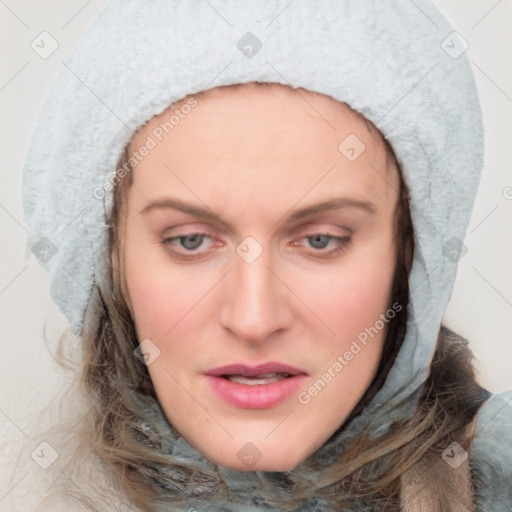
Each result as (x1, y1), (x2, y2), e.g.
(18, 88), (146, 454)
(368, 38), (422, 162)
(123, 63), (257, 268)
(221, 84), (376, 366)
(20, 0), (512, 510)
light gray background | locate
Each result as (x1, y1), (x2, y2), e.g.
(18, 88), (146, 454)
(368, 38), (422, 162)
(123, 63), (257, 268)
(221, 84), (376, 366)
(1, 1), (511, 509)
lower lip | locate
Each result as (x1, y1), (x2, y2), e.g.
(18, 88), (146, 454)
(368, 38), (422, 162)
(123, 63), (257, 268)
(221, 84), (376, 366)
(205, 375), (308, 409)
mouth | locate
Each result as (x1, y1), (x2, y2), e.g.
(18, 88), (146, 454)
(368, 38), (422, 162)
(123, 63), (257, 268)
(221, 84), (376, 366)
(204, 363), (308, 409)
(222, 372), (292, 385)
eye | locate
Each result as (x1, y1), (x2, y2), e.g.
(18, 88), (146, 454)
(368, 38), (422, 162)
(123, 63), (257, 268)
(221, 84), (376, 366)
(307, 234), (332, 249)
(292, 233), (351, 257)
(177, 233), (206, 250)
(161, 232), (214, 259)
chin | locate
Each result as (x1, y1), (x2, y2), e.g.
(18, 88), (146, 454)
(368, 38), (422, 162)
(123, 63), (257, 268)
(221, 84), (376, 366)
(220, 458), (301, 473)
(250, 460), (299, 472)
(206, 449), (305, 473)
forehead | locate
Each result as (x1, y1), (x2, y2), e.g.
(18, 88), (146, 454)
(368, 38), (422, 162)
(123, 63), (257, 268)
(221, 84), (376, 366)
(132, 82), (385, 155)
(127, 83), (397, 210)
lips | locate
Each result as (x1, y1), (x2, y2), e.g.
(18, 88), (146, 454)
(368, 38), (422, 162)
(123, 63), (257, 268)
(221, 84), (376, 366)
(204, 362), (308, 409)
(225, 373), (290, 385)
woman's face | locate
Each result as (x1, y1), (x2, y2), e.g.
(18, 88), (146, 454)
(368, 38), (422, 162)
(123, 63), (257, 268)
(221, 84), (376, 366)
(120, 83), (399, 471)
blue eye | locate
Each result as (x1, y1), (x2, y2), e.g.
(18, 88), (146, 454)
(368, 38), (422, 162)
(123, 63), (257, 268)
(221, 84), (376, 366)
(307, 234), (331, 249)
(178, 234), (206, 250)
(301, 233), (351, 256)
(161, 232), (211, 260)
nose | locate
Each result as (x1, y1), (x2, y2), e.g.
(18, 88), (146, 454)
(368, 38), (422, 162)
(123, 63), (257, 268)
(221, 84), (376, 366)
(219, 246), (293, 344)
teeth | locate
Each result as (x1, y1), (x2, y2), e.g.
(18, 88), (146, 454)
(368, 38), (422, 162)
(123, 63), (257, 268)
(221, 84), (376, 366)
(224, 373), (291, 385)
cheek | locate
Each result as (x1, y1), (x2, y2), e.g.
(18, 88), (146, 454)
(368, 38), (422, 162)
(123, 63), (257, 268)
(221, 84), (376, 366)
(124, 245), (198, 339)
(343, 263), (393, 328)
(301, 249), (396, 342)
(295, 251), (396, 418)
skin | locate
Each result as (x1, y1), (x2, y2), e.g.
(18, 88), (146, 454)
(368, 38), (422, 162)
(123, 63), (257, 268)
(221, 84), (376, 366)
(118, 83), (399, 471)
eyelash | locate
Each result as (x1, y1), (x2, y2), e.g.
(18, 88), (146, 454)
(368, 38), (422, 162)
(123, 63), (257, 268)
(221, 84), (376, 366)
(160, 232), (351, 260)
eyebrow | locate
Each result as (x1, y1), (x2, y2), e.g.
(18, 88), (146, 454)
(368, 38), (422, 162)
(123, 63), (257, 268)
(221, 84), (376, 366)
(140, 196), (376, 229)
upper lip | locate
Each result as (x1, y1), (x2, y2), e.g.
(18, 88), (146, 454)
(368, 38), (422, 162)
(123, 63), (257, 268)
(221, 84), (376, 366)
(205, 362), (308, 377)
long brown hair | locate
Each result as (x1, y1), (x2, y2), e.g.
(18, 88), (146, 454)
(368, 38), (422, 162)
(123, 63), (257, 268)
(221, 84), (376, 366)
(48, 88), (488, 511)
